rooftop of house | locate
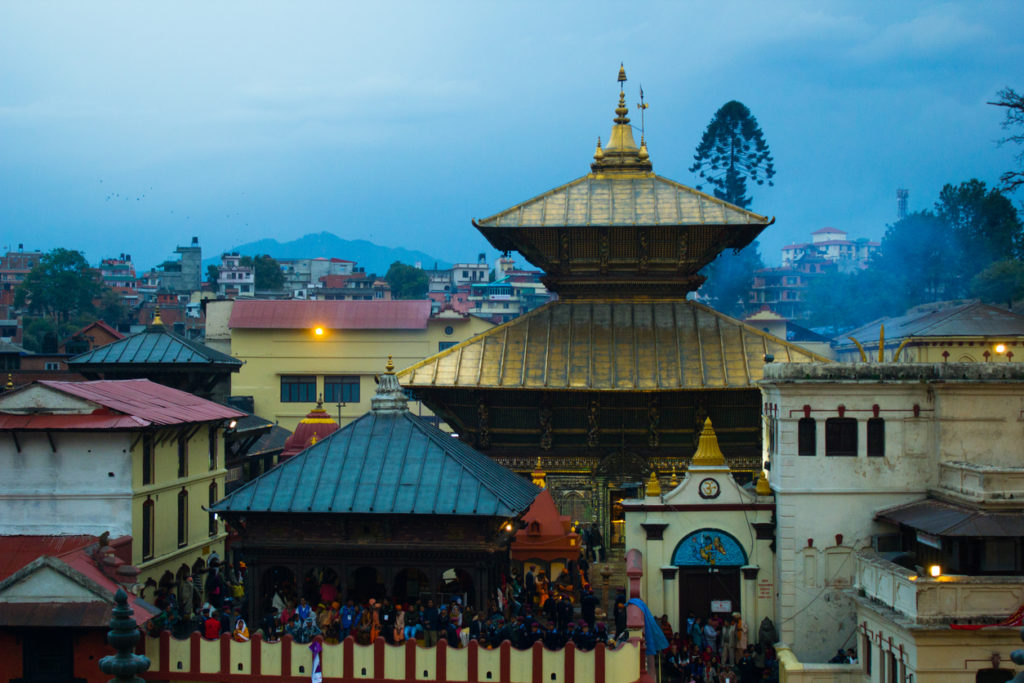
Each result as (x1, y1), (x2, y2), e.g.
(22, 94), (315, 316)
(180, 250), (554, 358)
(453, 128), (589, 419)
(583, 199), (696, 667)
(228, 299), (432, 330)
(0, 378), (246, 429)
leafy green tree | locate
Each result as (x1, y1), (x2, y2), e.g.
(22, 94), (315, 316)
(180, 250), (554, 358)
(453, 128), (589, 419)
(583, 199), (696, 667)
(935, 180), (1023, 288)
(206, 264), (220, 285)
(14, 248), (101, 324)
(802, 269), (878, 335)
(690, 101), (775, 208)
(972, 259), (1024, 309)
(868, 211), (956, 311)
(97, 287), (133, 329)
(385, 261), (428, 299)
(239, 254), (285, 291)
(990, 87), (1024, 194)
(698, 241), (764, 318)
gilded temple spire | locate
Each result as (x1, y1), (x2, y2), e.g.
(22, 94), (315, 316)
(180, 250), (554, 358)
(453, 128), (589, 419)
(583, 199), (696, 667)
(591, 64), (652, 175)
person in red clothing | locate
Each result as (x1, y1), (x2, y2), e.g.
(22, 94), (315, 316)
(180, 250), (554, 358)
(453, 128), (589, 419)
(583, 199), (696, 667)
(203, 609), (221, 639)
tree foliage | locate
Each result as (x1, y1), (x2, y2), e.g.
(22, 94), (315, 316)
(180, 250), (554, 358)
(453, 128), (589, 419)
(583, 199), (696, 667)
(206, 264), (220, 285)
(698, 241), (764, 318)
(690, 101), (775, 208)
(239, 254), (285, 291)
(385, 261), (428, 300)
(14, 248), (101, 323)
(972, 259), (1024, 309)
(798, 180), (1024, 332)
(97, 288), (133, 329)
(990, 87), (1024, 194)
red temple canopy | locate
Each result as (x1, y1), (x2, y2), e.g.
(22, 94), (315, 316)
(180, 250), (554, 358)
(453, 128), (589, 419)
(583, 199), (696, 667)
(511, 489), (580, 562)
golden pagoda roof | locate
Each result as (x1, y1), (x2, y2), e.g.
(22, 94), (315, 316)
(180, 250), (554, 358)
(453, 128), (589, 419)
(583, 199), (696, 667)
(398, 299), (829, 391)
(473, 174), (769, 231)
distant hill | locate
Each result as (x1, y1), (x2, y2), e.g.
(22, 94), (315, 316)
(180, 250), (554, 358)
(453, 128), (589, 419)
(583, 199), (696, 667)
(202, 232), (451, 275)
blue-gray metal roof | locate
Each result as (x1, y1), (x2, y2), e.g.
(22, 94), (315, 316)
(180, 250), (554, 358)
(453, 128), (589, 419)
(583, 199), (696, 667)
(211, 410), (539, 518)
(68, 324), (241, 369)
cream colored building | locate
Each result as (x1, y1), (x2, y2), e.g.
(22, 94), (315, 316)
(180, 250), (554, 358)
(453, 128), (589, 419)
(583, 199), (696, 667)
(624, 419), (775, 636)
(0, 379), (244, 587)
(837, 300), (1024, 363)
(227, 299), (493, 431)
(760, 362), (1024, 681)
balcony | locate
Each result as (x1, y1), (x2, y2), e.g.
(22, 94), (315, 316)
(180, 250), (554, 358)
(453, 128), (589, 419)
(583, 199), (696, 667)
(938, 461), (1024, 505)
(855, 550), (1024, 624)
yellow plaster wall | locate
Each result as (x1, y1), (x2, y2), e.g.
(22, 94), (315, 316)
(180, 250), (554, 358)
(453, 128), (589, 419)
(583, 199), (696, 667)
(230, 316), (493, 431)
(131, 423), (228, 583)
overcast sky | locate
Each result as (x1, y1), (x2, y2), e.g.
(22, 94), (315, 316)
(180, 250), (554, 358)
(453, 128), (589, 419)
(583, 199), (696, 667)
(1, 1), (1022, 270)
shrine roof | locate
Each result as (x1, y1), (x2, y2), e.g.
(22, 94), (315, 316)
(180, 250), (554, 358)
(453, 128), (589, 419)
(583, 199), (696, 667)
(212, 370), (539, 518)
(398, 299), (828, 391)
(68, 320), (240, 370)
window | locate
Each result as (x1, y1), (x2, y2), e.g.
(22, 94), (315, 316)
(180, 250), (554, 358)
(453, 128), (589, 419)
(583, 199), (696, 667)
(867, 418), (885, 457)
(177, 489), (188, 548)
(798, 418), (816, 456)
(280, 375), (316, 403)
(142, 499), (154, 560)
(208, 426), (218, 470)
(438, 341), (457, 352)
(44, 361), (60, 370)
(825, 418), (858, 456)
(177, 433), (188, 477)
(208, 483), (218, 537)
(324, 375), (359, 404)
(142, 434), (154, 485)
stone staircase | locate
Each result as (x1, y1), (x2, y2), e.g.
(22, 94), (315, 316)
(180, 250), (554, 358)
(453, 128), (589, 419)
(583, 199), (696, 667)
(589, 546), (628, 611)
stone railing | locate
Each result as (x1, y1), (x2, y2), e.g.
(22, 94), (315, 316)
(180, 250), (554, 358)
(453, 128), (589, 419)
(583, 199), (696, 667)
(938, 461), (1024, 505)
(855, 551), (1024, 624)
(141, 631), (643, 683)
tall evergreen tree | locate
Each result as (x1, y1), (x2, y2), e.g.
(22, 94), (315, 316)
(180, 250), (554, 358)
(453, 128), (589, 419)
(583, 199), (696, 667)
(689, 100), (775, 209)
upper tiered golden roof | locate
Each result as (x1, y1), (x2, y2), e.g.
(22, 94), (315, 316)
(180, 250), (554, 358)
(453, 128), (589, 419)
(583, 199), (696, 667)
(472, 66), (772, 298)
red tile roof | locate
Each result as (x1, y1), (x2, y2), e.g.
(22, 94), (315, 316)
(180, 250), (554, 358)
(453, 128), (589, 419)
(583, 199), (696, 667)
(0, 535), (158, 625)
(229, 299), (432, 330)
(0, 535), (95, 581)
(31, 379), (245, 426)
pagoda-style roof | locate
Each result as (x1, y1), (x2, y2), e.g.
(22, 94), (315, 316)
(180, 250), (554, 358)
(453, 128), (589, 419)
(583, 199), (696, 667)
(471, 66), (772, 298)
(212, 362), (539, 518)
(68, 319), (241, 371)
(475, 174), (768, 231)
(399, 299), (829, 392)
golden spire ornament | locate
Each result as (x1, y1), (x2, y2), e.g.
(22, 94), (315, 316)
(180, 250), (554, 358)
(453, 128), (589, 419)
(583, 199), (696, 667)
(646, 469), (661, 497)
(691, 418), (727, 467)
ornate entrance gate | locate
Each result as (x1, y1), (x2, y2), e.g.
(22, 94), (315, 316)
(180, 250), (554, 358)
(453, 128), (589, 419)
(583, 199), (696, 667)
(673, 529), (747, 619)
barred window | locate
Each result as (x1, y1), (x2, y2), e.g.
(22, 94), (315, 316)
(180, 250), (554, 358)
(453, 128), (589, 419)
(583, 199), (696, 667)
(825, 418), (858, 457)
(798, 418), (816, 456)
(867, 418), (885, 457)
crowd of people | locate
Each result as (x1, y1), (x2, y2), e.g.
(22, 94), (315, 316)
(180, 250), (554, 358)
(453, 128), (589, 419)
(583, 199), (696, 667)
(142, 549), (838, 681)
(658, 612), (772, 683)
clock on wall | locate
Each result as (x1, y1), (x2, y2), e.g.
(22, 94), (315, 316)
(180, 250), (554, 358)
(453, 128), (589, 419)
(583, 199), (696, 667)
(699, 477), (721, 499)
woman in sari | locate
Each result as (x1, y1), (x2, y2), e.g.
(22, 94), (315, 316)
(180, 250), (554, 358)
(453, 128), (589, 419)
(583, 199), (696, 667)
(232, 617), (250, 642)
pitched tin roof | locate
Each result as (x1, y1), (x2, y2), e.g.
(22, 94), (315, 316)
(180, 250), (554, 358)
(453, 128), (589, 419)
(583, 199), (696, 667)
(68, 322), (240, 369)
(21, 379), (245, 426)
(840, 301), (1024, 347)
(212, 369), (538, 517)
(399, 300), (829, 391)
(229, 299), (432, 330)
